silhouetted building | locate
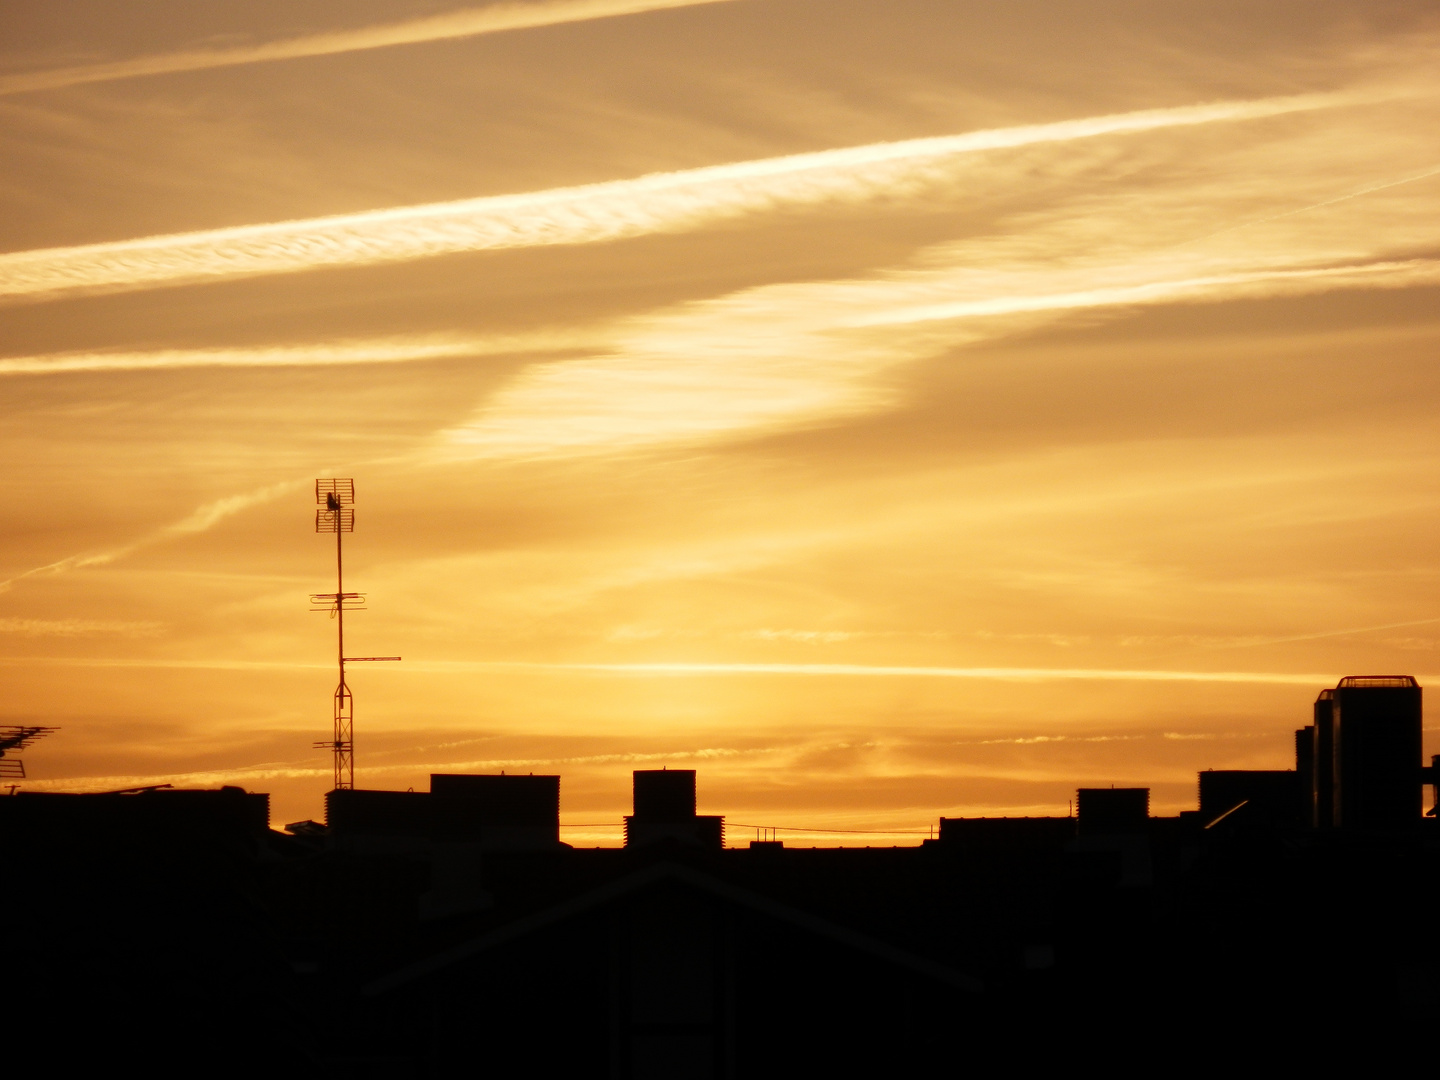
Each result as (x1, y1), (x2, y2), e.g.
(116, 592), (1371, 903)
(1075, 788), (1148, 834)
(1332, 675), (1423, 829)
(0, 784), (269, 835)
(1313, 688), (1336, 828)
(326, 787), (430, 836)
(937, 815), (1075, 851)
(1296, 725), (1314, 825)
(1, 785), (286, 1067)
(11, 673), (1439, 1069)
(361, 860), (979, 1075)
(325, 772), (562, 850)
(431, 772), (560, 848)
(625, 769), (724, 849)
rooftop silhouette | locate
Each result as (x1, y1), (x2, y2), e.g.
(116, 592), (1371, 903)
(4, 673), (1437, 1071)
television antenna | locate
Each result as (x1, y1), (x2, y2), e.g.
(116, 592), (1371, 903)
(0, 725), (58, 783)
(311, 479), (399, 791)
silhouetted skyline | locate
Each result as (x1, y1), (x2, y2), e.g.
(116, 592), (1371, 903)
(6, 670), (1436, 1071)
(4, 1), (1440, 830)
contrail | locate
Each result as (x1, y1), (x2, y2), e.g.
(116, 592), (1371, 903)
(1218, 616), (1440, 648)
(1179, 162), (1440, 249)
(0, 333), (582, 377)
(0, 0), (738, 96)
(845, 258), (1440, 328)
(0, 480), (301, 593)
(0, 92), (1363, 302)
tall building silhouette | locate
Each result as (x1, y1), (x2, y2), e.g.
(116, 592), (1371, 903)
(1331, 675), (1423, 829)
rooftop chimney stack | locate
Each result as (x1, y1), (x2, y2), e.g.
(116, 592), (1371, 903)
(625, 769), (723, 850)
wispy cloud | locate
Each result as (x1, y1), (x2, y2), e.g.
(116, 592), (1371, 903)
(0, 0), (738, 96)
(0, 480), (301, 594)
(0, 333), (579, 377)
(0, 93), (1362, 301)
(434, 74), (1440, 459)
(0, 655), (1358, 685)
(436, 253), (1440, 459)
(843, 258), (1440, 329)
(441, 661), (1343, 685)
(0, 617), (163, 637)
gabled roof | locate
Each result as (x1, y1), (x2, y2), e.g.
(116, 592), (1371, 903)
(365, 859), (982, 996)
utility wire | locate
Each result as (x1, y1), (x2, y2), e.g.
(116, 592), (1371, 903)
(559, 821), (931, 834)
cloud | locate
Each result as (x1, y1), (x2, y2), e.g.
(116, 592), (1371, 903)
(0, 333), (579, 377)
(0, 92), (1362, 301)
(433, 74), (1440, 460)
(843, 258), (1440, 330)
(0, 617), (163, 637)
(435, 252), (1440, 459)
(975, 734), (1143, 745)
(0, 0), (738, 96)
(344, 660), (1347, 685)
(0, 655), (1359, 685)
(0, 479), (301, 593)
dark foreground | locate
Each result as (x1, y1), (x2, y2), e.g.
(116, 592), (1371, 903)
(5, 787), (1437, 1075)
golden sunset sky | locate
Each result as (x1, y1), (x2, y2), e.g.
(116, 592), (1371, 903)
(3, 0), (1439, 841)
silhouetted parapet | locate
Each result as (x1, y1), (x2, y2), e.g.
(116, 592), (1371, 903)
(1198, 770), (1301, 829)
(324, 773), (563, 852)
(431, 773), (560, 850)
(1071, 788), (1151, 887)
(1075, 788), (1148, 835)
(0, 785), (269, 837)
(936, 816), (1075, 852)
(1332, 675), (1423, 830)
(625, 815), (725, 849)
(624, 769), (724, 850)
(326, 788), (429, 836)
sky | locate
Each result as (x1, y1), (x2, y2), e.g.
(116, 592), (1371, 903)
(3, 0), (1439, 841)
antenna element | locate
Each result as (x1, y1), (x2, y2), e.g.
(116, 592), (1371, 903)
(0, 725), (59, 783)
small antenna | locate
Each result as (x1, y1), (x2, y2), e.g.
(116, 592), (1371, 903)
(0, 725), (59, 785)
(310, 479), (398, 791)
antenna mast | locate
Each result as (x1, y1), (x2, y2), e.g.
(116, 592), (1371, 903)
(311, 479), (398, 791)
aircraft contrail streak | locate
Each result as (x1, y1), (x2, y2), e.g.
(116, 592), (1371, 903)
(0, 334), (580, 377)
(0, 0), (738, 95)
(0, 480), (301, 593)
(0, 92), (1363, 301)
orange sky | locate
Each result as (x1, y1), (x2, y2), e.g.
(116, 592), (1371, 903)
(3, 0), (1439, 841)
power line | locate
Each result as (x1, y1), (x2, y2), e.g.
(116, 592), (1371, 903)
(557, 821), (931, 835)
